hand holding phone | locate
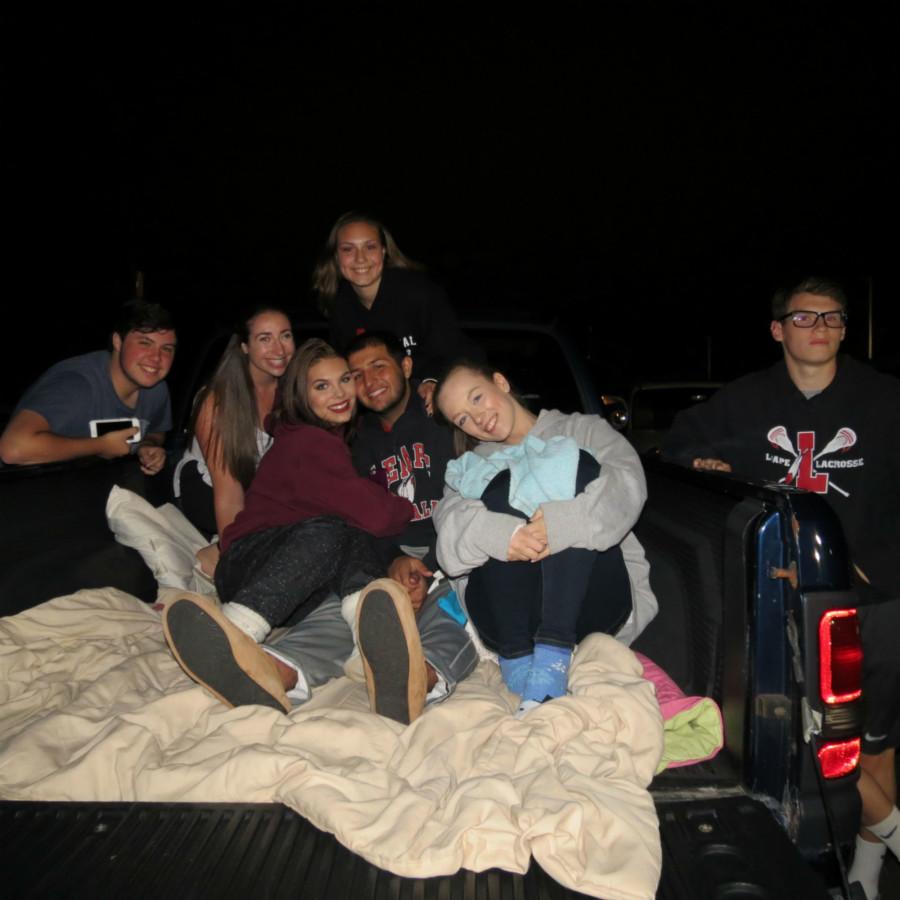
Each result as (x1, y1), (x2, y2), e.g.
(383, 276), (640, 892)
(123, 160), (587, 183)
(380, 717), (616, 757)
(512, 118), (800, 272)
(90, 418), (142, 443)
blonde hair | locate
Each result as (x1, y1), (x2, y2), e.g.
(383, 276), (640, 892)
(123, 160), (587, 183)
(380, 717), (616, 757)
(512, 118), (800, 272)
(311, 211), (421, 316)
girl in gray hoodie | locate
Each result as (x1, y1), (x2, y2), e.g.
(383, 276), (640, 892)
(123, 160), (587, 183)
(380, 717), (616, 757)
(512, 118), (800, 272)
(433, 360), (657, 715)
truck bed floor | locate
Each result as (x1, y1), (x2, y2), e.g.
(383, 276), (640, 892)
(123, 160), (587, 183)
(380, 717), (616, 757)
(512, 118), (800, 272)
(0, 796), (830, 899)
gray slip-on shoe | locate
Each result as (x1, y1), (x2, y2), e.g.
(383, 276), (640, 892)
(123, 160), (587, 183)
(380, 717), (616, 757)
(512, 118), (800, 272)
(163, 595), (290, 714)
(356, 579), (426, 725)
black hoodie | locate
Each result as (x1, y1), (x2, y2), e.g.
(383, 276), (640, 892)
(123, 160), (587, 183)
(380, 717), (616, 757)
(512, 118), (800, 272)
(663, 356), (900, 596)
(351, 388), (455, 571)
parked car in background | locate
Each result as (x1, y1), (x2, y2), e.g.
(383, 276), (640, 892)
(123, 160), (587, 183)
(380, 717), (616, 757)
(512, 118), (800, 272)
(626, 381), (721, 453)
(600, 381), (723, 454)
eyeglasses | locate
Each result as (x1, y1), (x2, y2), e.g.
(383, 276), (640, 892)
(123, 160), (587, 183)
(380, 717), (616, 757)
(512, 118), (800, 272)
(779, 310), (847, 328)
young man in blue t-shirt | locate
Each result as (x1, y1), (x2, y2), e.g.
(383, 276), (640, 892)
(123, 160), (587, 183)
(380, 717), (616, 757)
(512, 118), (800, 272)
(0, 299), (176, 474)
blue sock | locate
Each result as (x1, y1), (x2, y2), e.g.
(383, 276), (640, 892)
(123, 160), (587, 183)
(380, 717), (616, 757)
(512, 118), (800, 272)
(499, 654), (533, 695)
(522, 643), (572, 702)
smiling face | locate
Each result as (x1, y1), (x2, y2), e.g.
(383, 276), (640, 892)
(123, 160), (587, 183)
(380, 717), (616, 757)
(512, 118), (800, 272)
(437, 367), (531, 444)
(306, 356), (356, 426)
(771, 291), (846, 371)
(241, 311), (295, 381)
(336, 221), (386, 299)
(348, 341), (412, 424)
(112, 328), (177, 393)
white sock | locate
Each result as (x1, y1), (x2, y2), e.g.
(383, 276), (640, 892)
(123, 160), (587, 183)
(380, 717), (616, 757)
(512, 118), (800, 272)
(261, 647), (309, 703)
(849, 835), (885, 900)
(341, 589), (362, 644)
(514, 698), (543, 719)
(870, 805), (900, 858)
(221, 602), (270, 642)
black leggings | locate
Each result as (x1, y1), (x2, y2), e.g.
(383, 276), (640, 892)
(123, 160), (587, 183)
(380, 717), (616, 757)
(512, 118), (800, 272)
(177, 460), (217, 539)
(214, 516), (386, 628)
(465, 451), (633, 658)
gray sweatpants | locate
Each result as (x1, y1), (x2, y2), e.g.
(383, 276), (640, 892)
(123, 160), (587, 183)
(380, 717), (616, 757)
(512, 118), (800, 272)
(265, 579), (478, 708)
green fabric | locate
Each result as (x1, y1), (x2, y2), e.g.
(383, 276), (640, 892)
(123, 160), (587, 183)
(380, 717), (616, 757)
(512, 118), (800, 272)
(656, 698), (724, 774)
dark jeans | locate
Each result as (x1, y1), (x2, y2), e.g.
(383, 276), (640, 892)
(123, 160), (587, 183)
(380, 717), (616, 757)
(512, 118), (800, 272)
(465, 451), (633, 658)
(215, 516), (386, 628)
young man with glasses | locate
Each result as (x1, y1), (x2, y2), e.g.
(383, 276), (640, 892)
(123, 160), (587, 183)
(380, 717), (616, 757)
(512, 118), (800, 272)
(663, 277), (900, 900)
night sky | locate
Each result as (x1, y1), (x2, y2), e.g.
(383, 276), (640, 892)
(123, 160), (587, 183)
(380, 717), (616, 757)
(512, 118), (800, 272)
(4, 6), (897, 404)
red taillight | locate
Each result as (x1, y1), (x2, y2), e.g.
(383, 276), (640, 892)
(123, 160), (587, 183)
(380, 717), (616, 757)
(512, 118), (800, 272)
(819, 609), (862, 704)
(818, 737), (861, 779)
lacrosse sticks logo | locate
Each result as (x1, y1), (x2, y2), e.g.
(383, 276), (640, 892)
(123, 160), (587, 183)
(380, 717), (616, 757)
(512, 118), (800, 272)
(766, 426), (858, 497)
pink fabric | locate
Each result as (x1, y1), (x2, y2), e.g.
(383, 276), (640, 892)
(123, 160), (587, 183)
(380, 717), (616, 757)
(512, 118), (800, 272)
(634, 652), (693, 718)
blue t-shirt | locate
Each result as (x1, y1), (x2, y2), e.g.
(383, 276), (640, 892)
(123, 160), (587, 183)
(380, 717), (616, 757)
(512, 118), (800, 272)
(14, 350), (172, 440)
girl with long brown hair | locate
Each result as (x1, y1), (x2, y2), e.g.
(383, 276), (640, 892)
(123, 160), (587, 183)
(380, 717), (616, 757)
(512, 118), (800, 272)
(174, 306), (295, 538)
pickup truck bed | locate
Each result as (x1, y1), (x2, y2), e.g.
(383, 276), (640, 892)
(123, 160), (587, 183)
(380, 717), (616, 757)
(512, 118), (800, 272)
(0, 454), (841, 898)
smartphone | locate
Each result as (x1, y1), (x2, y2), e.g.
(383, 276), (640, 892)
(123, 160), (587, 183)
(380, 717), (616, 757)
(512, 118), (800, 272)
(89, 418), (142, 444)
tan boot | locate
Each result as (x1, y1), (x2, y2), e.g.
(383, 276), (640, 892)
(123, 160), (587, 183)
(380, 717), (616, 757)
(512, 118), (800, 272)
(356, 579), (427, 725)
(163, 594), (291, 714)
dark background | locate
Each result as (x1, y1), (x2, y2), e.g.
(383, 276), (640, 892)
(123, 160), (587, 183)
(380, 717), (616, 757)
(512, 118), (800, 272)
(3, 5), (897, 406)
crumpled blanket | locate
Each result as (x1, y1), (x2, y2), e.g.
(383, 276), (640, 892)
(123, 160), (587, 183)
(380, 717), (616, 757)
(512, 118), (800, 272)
(106, 485), (215, 595)
(0, 588), (664, 900)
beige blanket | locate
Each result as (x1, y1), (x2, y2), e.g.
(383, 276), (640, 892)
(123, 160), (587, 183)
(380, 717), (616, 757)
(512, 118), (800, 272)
(0, 588), (664, 900)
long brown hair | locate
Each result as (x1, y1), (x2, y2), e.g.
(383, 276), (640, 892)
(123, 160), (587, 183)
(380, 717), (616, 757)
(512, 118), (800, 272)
(189, 305), (291, 490)
(311, 211), (421, 317)
(276, 338), (355, 438)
